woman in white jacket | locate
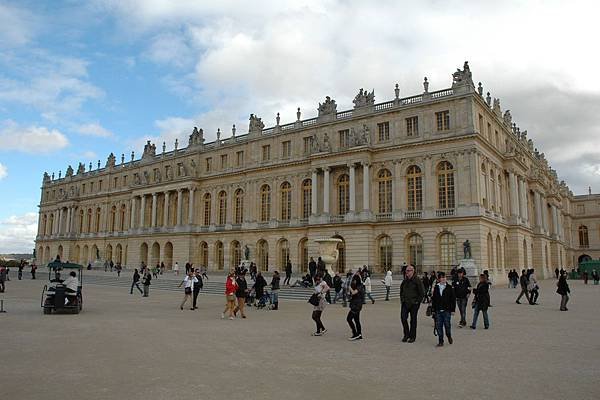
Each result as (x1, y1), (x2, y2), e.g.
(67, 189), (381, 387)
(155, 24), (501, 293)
(383, 270), (393, 301)
(528, 269), (539, 305)
(363, 271), (375, 304)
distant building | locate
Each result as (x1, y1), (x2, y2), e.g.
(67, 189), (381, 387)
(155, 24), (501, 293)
(34, 62), (596, 282)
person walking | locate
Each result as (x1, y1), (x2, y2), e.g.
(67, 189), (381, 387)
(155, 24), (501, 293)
(557, 271), (570, 311)
(283, 258), (292, 286)
(582, 271), (589, 284)
(270, 271), (281, 310)
(18, 263), (24, 280)
(347, 273), (364, 340)
(431, 272), (456, 347)
(421, 272), (431, 303)
(515, 269), (530, 304)
(400, 265), (425, 343)
(554, 267), (560, 280)
(192, 269), (203, 310)
(452, 268), (471, 327)
(153, 263), (160, 279)
(308, 257), (317, 283)
(233, 271), (248, 318)
(323, 270), (333, 304)
(310, 275), (330, 336)
(253, 271), (268, 306)
(178, 271), (197, 310)
(173, 262), (180, 276)
(130, 269), (143, 294)
(528, 269), (540, 305)
(222, 272), (238, 319)
(0, 265), (6, 293)
(31, 264), (37, 279)
(592, 270), (599, 285)
(384, 270), (393, 301)
(116, 263), (122, 278)
(332, 272), (343, 303)
(142, 270), (152, 297)
(316, 257), (325, 277)
(471, 274), (491, 329)
(363, 272), (375, 304)
(342, 271), (352, 307)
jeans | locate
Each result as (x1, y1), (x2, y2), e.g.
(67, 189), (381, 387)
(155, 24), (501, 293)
(283, 273), (291, 286)
(456, 297), (468, 324)
(560, 294), (569, 310)
(435, 311), (452, 343)
(471, 304), (489, 328)
(530, 289), (539, 304)
(312, 310), (325, 333)
(347, 309), (362, 337)
(130, 282), (142, 294)
(385, 286), (390, 301)
(365, 292), (375, 303)
(400, 302), (420, 340)
(143, 285), (149, 297)
(516, 288), (530, 303)
(271, 290), (279, 307)
(333, 289), (342, 303)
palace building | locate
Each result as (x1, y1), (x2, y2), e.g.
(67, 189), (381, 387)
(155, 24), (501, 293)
(35, 62), (598, 282)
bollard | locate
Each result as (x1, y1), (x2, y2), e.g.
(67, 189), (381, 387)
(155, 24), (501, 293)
(0, 299), (6, 313)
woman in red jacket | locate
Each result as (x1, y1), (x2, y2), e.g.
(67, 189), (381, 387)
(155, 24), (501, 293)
(222, 271), (238, 320)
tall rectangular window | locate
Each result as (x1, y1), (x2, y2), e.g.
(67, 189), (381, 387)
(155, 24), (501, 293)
(406, 117), (418, 136)
(377, 121), (390, 142)
(205, 157), (212, 173)
(113, 177), (118, 188)
(99, 180), (102, 191)
(339, 129), (350, 148)
(220, 154), (228, 169)
(282, 140), (291, 158)
(436, 111), (450, 131)
(262, 145), (271, 161)
(303, 136), (312, 153)
(236, 151), (244, 167)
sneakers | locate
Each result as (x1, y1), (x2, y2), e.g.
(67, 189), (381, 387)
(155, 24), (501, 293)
(401, 337), (409, 343)
(348, 334), (363, 341)
(321, 329), (327, 335)
(229, 316), (234, 320)
(311, 331), (323, 336)
(436, 343), (444, 347)
(221, 313), (225, 319)
(516, 300), (521, 304)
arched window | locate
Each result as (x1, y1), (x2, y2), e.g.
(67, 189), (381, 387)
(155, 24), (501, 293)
(377, 169), (392, 214)
(579, 225), (589, 247)
(437, 161), (455, 209)
(231, 241), (241, 268)
(378, 235), (393, 272)
(234, 189), (244, 224)
(302, 179), (312, 219)
(439, 232), (456, 267)
(199, 241), (208, 268)
(203, 193), (211, 226)
(280, 182), (291, 221)
(407, 166), (422, 211)
(260, 185), (271, 222)
(257, 240), (269, 271)
(299, 238), (308, 273)
(337, 174), (349, 215)
(215, 241), (224, 270)
(278, 239), (289, 269)
(407, 234), (423, 270)
(218, 191), (227, 225)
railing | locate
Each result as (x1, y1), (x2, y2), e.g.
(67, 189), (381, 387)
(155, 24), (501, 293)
(405, 210), (422, 220)
(579, 244), (590, 249)
(199, 225), (209, 232)
(436, 208), (455, 217)
(401, 94), (423, 105)
(376, 212), (392, 221)
(215, 224), (225, 231)
(262, 127), (275, 135)
(231, 223), (242, 230)
(329, 215), (345, 223)
(278, 220), (290, 227)
(430, 88), (454, 99)
(374, 101), (395, 111)
(336, 110), (353, 119)
(299, 218), (308, 225)
(281, 123), (296, 131)
(257, 222), (269, 229)
(302, 118), (317, 127)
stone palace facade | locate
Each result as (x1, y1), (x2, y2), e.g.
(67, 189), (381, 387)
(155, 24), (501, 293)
(35, 62), (597, 282)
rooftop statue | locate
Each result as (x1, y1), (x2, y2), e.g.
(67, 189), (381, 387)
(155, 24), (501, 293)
(65, 165), (74, 177)
(106, 153), (116, 169)
(352, 88), (375, 109)
(43, 172), (51, 182)
(77, 162), (85, 175)
(503, 110), (512, 127)
(142, 140), (156, 159)
(452, 61), (473, 86)
(249, 114), (265, 134)
(492, 98), (501, 115)
(318, 96), (337, 116)
(188, 126), (204, 147)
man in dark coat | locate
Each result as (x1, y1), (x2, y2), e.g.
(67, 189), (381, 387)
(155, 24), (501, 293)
(516, 269), (530, 304)
(308, 257), (317, 282)
(432, 272), (456, 346)
(452, 268), (471, 327)
(400, 265), (425, 343)
(192, 269), (203, 309)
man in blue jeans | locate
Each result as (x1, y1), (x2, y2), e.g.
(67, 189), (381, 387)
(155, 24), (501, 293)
(452, 268), (471, 327)
(431, 272), (456, 347)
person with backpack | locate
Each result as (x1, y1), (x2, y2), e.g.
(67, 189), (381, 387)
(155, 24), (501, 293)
(130, 269), (143, 295)
(310, 275), (330, 336)
(332, 272), (343, 303)
(452, 268), (471, 327)
(142, 270), (152, 297)
(557, 271), (570, 311)
(528, 269), (540, 305)
(342, 271), (353, 307)
(471, 274), (491, 329)
(363, 271), (375, 304)
(233, 271), (249, 318)
(347, 273), (364, 341)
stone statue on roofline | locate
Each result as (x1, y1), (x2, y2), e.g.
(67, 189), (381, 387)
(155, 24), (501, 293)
(106, 153), (116, 169)
(65, 165), (74, 177)
(352, 88), (375, 109)
(43, 172), (51, 182)
(77, 162), (85, 175)
(142, 140), (156, 159)
(318, 96), (337, 116)
(452, 61), (474, 87)
(503, 110), (512, 127)
(492, 98), (501, 115)
(249, 114), (265, 134)
(188, 127), (204, 147)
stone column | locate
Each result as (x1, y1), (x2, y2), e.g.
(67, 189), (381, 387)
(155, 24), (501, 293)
(177, 189), (183, 226)
(163, 191), (170, 227)
(521, 179), (529, 223)
(541, 195), (548, 232)
(65, 208), (71, 234)
(509, 171), (518, 219)
(534, 191), (542, 229)
(311, 169), (318, 215)
(323, 167), (330, 215)
(392, 160), (400, 215)
(151, 193), (158, 227)
(140, 195), (146, 228)
(188, 187), (195, 225)
(349, 163), (356, 213)
(551, 204), (558, 236)
(130, 197), (136, 229)
(363, 162), (371, 214)
(517, 177), (525, 220)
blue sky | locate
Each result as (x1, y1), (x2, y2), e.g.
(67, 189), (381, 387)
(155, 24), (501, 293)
(1, 0), (599, 252)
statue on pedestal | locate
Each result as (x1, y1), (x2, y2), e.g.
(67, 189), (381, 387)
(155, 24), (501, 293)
(244, 245), (250, 261)
(463, 240), (472, 259)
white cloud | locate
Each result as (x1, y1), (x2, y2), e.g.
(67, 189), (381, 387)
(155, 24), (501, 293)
(0, 162), (7, 180)
(0, 120), (69, 154)
(0, 3), (37, 47)
(0, 212), (37, 253)
(77, 122), (114, 138)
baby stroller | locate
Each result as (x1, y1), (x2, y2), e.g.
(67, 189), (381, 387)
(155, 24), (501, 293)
(256, 290), (272, 309)
(245, 288), (256, 306)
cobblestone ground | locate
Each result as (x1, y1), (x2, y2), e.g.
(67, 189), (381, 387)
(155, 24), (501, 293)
(1, 276), (598, 400)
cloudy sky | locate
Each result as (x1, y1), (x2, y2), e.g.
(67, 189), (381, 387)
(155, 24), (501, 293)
(0, 0), (599, 253)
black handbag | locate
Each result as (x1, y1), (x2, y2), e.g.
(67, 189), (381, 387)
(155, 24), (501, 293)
(426, 305), (432, 316)
(185, 287), (192, 294)
(308, 293), (319, 306)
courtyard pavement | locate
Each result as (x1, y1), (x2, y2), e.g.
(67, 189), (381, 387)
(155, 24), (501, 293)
(0, 276), (598, 400)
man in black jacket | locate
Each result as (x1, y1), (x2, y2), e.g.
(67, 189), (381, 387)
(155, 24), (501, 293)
(400, 265), (425, 343)
(452, 268), (471, 327)
(192, 269), (203, 309)
(308, 257), (317, 282)
(516, 269), (530, 304)
(432, 272), (456, 346)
